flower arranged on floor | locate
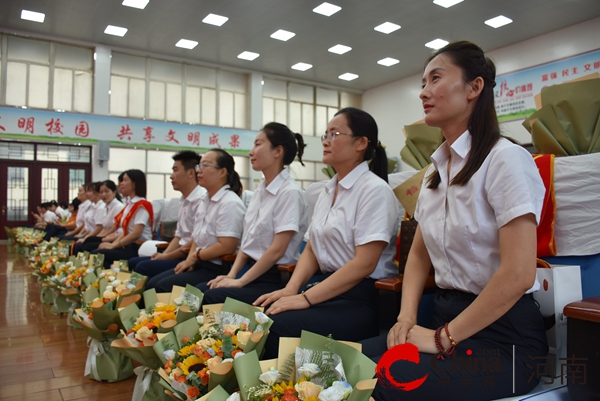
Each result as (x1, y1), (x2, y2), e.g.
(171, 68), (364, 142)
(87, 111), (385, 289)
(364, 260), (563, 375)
(155, 298), (274, 400)
(231, 331), (377, 401)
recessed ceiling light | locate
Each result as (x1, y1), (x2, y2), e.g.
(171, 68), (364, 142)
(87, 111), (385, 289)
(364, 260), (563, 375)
(122, 0), (149, 9)
(425, 38), (449, 49)
(104, 25), (128, 37)
(338, 73), (358, 81)
(377, 57), (399, 67)
(238, 51), (260, 61)
(313, 2), (341, 17)
(176, 39), (198, 49)
(291, 63), (313, 71)
(485, 15), (513, 28)
(202, 13), (228, 26)
(328, 44), (352, 55)
(433, 0), (463, 8)
(21, 10), (45, 23)
(374, 22), (401, 34)
(270, 29), (296, 41)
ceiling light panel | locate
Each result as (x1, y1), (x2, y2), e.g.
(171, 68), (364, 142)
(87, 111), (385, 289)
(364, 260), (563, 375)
(202, 13), (228, 26)
(104, 25), (128, 37)
(176, 39), (198, 49)
(433, 0), (464, 8)
(270, 29), (296, 41)
(238, 51), (260, 61)
(377, 57), (399, 67)
(328, 44), (352, 55)
(122, 0), (149, 9)
(291, 63), (313, 71)
(425, 38), (448, 49)
(339, 73), (358, 81)
(21, 10), (45, 23)
(374, 22), (401, 34)
(313, 2), (341, 17)
(485, 15), (513, 28)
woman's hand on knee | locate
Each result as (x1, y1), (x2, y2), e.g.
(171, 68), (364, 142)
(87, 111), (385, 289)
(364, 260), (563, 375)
(266, 294), (307, 316)
(405, 325), (437, 354)
(387, 319), (416, 349)
(254, 287), (295, 308)
(174, 261), (193, 274)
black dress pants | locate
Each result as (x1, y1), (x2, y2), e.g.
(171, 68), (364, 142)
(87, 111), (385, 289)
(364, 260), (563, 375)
(369, 290), (549, 401)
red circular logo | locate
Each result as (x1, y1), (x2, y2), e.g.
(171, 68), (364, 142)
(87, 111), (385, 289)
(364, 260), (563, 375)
(376, 343), (428, 392)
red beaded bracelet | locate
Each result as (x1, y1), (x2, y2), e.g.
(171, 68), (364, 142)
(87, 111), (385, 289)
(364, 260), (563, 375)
(434, 325), (457, 360)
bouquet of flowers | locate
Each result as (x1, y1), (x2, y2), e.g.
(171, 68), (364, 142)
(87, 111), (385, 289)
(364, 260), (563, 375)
(13, 227), (45, 250)
(111, 285), (205, 401)
(230, 331), (377, 401)
(154, 298), (274, 401)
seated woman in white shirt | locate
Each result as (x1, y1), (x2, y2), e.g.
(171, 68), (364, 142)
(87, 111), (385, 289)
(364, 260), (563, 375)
(148, 149), (246, 292)
(255, 108), (399, 359)
(73, 180), (124, 254)
(93, 169), (153, 269)
(366, 41), (548, 401)
(60, 185), (91, 240)
(72, 182), (106, 254)
(197, 123), (309, 305)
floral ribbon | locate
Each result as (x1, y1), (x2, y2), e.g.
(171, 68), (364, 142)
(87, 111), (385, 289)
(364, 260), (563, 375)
(132, 366), (155, 401)
(84, 337), (104, 382)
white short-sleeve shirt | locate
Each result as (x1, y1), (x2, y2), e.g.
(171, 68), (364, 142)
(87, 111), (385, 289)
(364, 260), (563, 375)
(120, 196), (153, 241)
(415, 132), (545, 295)
(240, 168), (308, 264)
(192, 185), (246, 265)
(307, 161), (399, 280)
(175, 185), (207, 247)
(43, 210), (59, 223)
(102, 198), (124, 231)
(76, 200), (91, 228)
(84, 200), (106, 232)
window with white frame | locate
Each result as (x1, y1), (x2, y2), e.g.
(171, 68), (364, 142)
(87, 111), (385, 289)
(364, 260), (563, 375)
(262, 78), (361, 137)
(108, 147), (251, 201)
(110, 54), (248, 129)
(3, 35), (93, 112)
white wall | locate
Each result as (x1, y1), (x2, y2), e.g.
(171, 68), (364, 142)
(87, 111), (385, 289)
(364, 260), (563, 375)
(363, 16), (600, 171)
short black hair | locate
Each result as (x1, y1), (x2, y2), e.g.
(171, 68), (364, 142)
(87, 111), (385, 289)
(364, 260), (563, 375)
(173, 150), (201, 171)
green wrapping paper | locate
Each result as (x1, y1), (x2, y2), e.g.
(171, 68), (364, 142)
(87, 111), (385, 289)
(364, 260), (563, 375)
(401, 123), (443, 170)
(131, 366), (172, 401)
(84, 337), (134, 382)
(523, 78), (600, 155)
(217, 297), (274, 358)
(154, 317), (238, 398)
(232, 331), (376, 401)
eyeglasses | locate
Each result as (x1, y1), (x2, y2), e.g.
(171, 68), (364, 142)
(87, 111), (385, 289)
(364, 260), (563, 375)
(321, 131), (353, 143)
(195, 163), (221, 172)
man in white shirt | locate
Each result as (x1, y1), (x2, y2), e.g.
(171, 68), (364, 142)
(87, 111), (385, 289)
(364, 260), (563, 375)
(131, 150), (206, 279)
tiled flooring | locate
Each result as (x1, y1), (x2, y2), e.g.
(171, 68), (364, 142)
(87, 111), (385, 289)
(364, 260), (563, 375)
(0, 244), (136, 400)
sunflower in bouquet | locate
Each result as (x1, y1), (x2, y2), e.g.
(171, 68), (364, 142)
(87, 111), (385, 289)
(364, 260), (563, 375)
(156, 298), (274, 401)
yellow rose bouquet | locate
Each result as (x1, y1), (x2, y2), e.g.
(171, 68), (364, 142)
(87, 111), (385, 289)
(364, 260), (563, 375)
(228, 331), (376, 401)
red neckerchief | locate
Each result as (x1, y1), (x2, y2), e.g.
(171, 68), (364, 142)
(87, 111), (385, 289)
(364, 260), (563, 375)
(114, 199), (154, 236)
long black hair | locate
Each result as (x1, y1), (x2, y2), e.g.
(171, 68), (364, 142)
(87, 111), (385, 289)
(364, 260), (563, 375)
(335, 107), (388, 183)
(261, 122), (306, 166)
(209, 148), (243, 196)
(123, 169), (147, 198)
(425, 41), (499, 189)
